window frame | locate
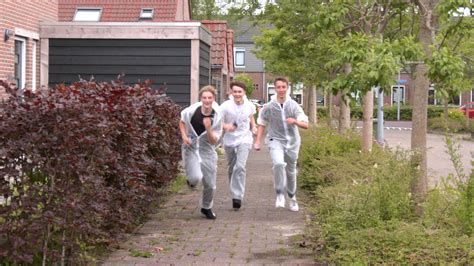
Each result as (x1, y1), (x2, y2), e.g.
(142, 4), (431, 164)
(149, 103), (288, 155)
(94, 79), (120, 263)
(14, 37), (26, 90)
(391, 85), (406, 105)
(139, 8), (154, 20)
(234, 48), (245, 67)
(32, 40), (37, 91)
(73, 8), (103, 22)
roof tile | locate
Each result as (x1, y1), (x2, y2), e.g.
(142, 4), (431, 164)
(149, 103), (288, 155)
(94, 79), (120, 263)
(58, 0), (179, 22)
(202, 21), (229, 67)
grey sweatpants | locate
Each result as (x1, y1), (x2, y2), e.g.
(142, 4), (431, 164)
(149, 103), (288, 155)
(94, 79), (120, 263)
(224, 143), (252, 200)
(267, 139), (299, 197)
(182, 145), (217, 209)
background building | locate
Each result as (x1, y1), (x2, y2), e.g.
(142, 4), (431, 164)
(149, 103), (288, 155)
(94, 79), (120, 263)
(0, 0), (58, 99)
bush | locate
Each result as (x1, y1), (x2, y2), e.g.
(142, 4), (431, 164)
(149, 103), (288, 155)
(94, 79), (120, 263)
(428, 116), (472, 133)
(299, 126), (474, 263)
(299, 127), (361, 189)
(424, 134), (474, 236)
(317, 221), (473, 264)
(448, 109), (465, 120)
(233, 73), (254, 97)
(350, 105), (445, 121)
(0, 79), (182, 264)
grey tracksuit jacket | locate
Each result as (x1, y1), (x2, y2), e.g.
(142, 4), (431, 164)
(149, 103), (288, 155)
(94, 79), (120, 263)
(257, 96), (308, 196)
(180, 101), (222, 209)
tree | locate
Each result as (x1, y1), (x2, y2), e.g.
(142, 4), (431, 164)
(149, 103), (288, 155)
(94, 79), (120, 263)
(254, 1), (415, 149)
(191, 0), (262, 29)
(252, 0), (472, 206)
(234, 73), (254, 97)
(411, 0), (473, 206)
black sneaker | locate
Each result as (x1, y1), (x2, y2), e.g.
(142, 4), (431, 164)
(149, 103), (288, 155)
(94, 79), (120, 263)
(232, 199), (241, 209)
(200, 208), (216, 219)
(187, 180), (196, 190)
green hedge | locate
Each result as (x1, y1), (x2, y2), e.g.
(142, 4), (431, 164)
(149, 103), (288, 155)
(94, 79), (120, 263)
(317, 105), (445, 121)
(298, 127), (474, 263)
(353, 105), (445, 120)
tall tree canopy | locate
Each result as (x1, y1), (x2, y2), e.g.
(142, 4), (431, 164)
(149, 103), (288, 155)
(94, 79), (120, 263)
(253, 0), (473, 204)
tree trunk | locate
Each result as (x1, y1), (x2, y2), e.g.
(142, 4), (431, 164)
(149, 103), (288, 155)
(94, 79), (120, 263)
(327, 71), (337, 127)
(362, 90), (374, 152)
(303, 86), (310, 114)
(338, 63), (352, 133)
(339, 95), (351, 134)
(308, 85), (317, 125)
(327, 89), (333, 127)
(411, 0), (438, 209)
(443, 96), (449, 121)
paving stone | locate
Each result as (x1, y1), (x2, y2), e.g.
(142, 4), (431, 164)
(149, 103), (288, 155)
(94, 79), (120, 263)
(102, 146), (315, 265)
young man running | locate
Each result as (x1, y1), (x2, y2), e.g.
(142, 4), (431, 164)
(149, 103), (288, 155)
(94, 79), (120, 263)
(220, 81), (257, 209)
(179, 85), (222, 219)
(253, 77), (308, 211)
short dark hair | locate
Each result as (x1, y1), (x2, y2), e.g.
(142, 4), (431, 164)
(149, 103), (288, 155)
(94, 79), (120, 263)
(230, 81), (247, 91)
(274, 77), (289, 86)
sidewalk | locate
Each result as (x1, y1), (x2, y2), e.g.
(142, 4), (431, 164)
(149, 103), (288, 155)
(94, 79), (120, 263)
(103, 146), (315, 265)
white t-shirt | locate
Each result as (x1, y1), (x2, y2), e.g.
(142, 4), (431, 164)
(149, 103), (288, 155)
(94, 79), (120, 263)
(220, 99), (256, 147)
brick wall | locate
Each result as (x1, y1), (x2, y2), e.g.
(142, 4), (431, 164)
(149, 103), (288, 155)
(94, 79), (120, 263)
(245, 72), (264, 101)
(0, 0), (58, 99)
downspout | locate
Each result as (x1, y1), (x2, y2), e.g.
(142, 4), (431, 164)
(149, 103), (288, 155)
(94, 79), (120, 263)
(263, 61), (266, 102)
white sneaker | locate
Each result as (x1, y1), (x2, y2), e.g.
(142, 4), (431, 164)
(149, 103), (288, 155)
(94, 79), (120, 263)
(288, 196), (299, 212)
(275, 194), (285, 208)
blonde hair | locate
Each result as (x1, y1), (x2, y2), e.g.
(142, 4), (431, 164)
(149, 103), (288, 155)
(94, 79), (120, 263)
(199, 85), (217, 99)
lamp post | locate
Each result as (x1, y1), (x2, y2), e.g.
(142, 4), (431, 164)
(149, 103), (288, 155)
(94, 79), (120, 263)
(376, 86), (384, 146)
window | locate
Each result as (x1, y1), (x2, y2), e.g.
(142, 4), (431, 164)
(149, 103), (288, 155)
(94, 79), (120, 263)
(140, 8), (154, 19)
(292, 94), (302, 104)
(448, 94), (461, 106)
(428, 86), (436, 105)
(234, 48), (245, 67)
(32, 40), (37, 91)
(73, 8), (102, 21)
(267, 83), (275, 100)
(211, 77), (222, 103)
(471, 89), (474, 102)
(253, 83), (259, 90)
(391, 85), (405, 105)
(14, 37), (26, 90)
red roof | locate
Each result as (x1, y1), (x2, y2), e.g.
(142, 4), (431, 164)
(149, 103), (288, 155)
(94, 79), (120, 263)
(202, 20), (229, 68)
(227, 29), (234, 76)
(58, 0), (182, 22)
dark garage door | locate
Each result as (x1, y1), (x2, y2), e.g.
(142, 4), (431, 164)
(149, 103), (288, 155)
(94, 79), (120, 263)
(49, 39), (196, 106)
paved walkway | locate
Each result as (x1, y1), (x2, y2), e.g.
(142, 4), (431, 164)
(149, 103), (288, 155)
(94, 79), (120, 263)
(103, 146), (315, 265)
(354, 120), (473, 186)
(383, 130), (473, 187)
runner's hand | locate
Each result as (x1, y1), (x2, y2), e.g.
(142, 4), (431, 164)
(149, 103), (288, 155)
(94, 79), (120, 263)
(251, 126), (257, 135)
(253, 142), (261, 151)
(182, 136), (192, 146)
(286, 118), (297, 125)
(224, 123), (236, 132)
(203, 117), (212, 129)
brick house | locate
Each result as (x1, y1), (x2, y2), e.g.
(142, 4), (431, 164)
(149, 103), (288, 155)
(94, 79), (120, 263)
(41, 0), (211, 106)
(0, 1), (58, 99)
(1, 0), (225, 106)
(233, 18), (270, 102)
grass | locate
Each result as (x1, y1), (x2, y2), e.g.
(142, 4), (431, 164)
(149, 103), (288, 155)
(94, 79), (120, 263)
(192, 249), (203, 256)
(165, 174), (187, 194)
(299, 126), (474, 263)
(128, 249), (153, 258)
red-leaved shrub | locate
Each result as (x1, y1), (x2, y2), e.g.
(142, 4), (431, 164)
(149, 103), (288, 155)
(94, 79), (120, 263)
(0, 79), (181, 264)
